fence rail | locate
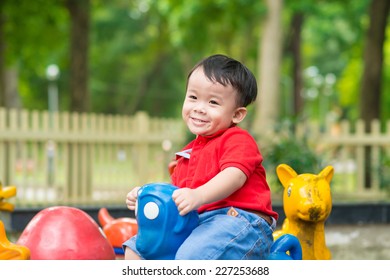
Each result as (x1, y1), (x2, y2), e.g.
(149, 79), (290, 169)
(0, 107), (390, 208)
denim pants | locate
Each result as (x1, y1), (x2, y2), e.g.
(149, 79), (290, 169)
(122, 207), (276, 260)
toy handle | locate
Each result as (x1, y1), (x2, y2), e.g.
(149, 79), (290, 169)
(268, 234), (302, 260)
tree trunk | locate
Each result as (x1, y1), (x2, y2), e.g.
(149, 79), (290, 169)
(253, 0), (284, 139)
(4, 68), (21, 108)
(66, 0), (90, 113)
(290, 13), (304, 118)
(65, 0), (92, 199)
(359, 0), (390, 125)
(359, 0), (390, 189)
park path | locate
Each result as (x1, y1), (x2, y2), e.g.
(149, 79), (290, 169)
(325, 224), (390, 260)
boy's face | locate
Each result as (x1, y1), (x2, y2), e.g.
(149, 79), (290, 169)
(182, 67), (246, 136)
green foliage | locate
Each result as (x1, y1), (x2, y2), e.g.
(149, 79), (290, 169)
(337, 57), (362, 120)
(2, 0), (389, 125)
(296, 0), (371, 121)
(157, 0), (265, 53)
(262, 131), (323, 193)
(4, 0), (69, 110)
(380, 151), (390, 194)
(89, 0), (265, 117)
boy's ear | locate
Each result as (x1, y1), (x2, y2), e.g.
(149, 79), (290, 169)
(232, 107), (247, 124)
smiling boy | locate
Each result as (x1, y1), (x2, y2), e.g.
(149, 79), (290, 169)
(124, 54), (278, 260)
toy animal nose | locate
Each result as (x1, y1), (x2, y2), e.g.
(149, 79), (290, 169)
(302, 199), (326, 221)
(307, 205), (322, 221)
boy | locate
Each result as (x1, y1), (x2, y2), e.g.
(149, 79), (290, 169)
(124, 54), (278, 259)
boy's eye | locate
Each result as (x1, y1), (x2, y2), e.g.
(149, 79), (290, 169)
(210, 100), (219, 105)
(188, 95), (197, 100)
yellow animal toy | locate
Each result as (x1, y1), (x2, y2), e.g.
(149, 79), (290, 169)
(0, 182), (30, 260)
(0, 183), (16, 212)
(273, 164), (333, 260)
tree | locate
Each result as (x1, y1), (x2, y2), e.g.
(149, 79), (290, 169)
(66, 0), (90, 113)
(0, 1), (68, 111)
(288, 12), (305, 117)
(0, 0), (21, 109)
(359, 0), (389, 188)
(359, 0), (390, 124)
(253, 0), (284, 138)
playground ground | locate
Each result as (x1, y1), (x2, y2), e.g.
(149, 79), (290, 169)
(4, 208), (390, 260)
(5, 223), (389, 260)
(325, 224), (390, 260)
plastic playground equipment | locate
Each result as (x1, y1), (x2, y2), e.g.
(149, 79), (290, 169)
(0, 182), (30, 260)
(98, 207), (138, 257)
(0, 163), (333, 260)
(135, 183), (199, 259)
(267, 233), (302, 260)
(133, 182), (303, 260)
(0, 182), (17, 212)
(17, 206), (116, 260)
(273, 164), (334, 260)
(0, 183), (117, 260)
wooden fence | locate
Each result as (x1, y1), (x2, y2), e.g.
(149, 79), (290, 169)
(0, 107), (389, 207)
(292, 118), (390, 200)
(0, 108), (185, 207)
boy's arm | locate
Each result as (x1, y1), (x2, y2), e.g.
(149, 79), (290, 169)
(172, 167), (247, 216)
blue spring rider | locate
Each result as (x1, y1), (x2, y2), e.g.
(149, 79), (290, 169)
(135, 183), (302, 260)
(135, 183), (199, 260)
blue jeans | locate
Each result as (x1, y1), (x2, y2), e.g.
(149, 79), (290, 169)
(123, 207), (276, 260)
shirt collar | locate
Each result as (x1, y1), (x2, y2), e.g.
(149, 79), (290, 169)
(175, 129), (230, 160)
(196, 128), (229, 142)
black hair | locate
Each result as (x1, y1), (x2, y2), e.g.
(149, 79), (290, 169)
(186, 54), (258, 107)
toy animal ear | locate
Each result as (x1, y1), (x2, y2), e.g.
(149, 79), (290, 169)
(319, 166), (334, 183)
(276, 164), (298, 188)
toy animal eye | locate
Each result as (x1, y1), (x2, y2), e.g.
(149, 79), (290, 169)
(143, 202), (159, 220)
(287, 186), (292, 197)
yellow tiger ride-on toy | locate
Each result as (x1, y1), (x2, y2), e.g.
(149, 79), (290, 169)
(0, 181), (30, 260)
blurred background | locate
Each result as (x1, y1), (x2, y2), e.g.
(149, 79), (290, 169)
(0, 0), (389, 259)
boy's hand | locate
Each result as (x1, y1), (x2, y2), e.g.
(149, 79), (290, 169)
(172, 188), (203, 216)
(126, 186), (141, 211)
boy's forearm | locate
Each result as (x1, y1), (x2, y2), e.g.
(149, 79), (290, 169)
(195, 167), (247, 205)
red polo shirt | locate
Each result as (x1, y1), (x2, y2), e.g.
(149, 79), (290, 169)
(171, 126), (278, 220)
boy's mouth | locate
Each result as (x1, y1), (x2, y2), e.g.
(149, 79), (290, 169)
(190, 117), (208, 124)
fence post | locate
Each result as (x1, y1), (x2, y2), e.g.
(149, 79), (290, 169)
(371, 120), (380, 194)
(134, 111), (149, 186)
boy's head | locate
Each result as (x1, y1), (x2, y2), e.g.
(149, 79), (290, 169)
(186, 54), (258, 108)
(183, 54), (258, 136)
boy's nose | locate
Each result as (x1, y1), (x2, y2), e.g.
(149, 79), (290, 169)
(193, 103), (206, 113)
